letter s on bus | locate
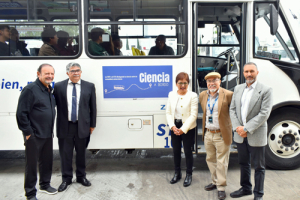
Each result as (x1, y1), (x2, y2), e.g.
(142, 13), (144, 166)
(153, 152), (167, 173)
(157, 124), (166, 136)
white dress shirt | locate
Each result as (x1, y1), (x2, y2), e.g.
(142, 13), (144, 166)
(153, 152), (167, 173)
(174, 93), (184, 119)
(205, 89), (220, 130)
(67, 79), (81, 121)
(241, 81), (257, 125)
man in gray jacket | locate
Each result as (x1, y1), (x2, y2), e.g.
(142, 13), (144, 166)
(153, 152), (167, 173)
(229, 62), (273, 200)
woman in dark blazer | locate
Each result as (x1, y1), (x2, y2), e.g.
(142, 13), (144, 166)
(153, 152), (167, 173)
(166, 72), (198, 187)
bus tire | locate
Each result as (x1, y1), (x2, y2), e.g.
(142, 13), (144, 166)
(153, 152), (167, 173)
(266, 107), (300, 170)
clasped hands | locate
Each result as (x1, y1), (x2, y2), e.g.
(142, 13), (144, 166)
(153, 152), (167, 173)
(236, 126), (247, 138)
(172, 126), (184, 136)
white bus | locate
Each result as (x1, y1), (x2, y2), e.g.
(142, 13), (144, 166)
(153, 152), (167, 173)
(0, 0), (300, 170)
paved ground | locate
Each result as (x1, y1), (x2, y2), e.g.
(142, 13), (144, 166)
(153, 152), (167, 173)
(0, 150), (300, 200)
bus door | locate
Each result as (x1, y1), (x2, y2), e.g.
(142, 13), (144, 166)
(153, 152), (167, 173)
(192, 2), (247, 152)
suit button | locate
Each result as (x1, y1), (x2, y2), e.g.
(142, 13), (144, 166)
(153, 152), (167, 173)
(182, 114), (183, 116)
(181, 98), (183, 100)
(181, 106), (182, 107)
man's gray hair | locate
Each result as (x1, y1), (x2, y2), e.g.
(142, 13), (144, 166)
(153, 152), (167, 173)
(66, 62), (81, 72)
(244, 62), (258, 70)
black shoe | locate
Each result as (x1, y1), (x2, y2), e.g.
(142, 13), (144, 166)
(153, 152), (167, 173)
(76, 177), (91, 187)
(254, 197), (263, 200)
(204, 183), (217, 191)
(58, 181), (72, 192)
(183, 174), (192, 187)
(27, 197), (38, 200)
(170, 172), (182, 184)
(218, 191), (226, 200)
(230, 188), (252, 198)
(39, 185), (57, 195)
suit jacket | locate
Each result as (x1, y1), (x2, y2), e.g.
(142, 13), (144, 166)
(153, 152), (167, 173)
(199, 87), (233, 146)
(166, 90), (198, 133)
(54, 79), (97, 139)
(230, 81), (273, 147)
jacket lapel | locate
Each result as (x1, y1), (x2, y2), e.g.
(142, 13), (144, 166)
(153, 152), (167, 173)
(218, 88), (224, 117)
(202, 91), (208, 120)
(246, 82), (262, 118)
(236, 83), (246, 123)
(63, 79), (69, 108)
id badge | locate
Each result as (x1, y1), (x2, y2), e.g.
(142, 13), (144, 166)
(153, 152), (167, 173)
(208, 116), (213, 123)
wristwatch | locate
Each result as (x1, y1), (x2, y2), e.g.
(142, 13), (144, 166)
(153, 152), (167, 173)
(243, 127), (248, 133)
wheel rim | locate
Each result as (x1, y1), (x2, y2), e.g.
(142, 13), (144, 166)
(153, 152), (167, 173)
(268, 120), (300, 158)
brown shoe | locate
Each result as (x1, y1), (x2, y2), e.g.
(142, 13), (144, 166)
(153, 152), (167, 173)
(204, 183), (217, 191)
(218, 191), (226, 200)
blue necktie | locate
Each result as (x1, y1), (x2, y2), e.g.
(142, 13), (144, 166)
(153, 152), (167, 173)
(71, 83), (77, 122)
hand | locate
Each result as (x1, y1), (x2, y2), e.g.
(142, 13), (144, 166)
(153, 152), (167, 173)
(172, 126), (180, 136)
(26, 135), (31, 140)
(90, 127), (95, 134)
(236, 126), (247, 138)
(236, 126), (244, 133)
(177, 129), (184, 135)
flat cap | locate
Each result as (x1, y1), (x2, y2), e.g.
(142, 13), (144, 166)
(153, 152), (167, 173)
(204, 72), (221, 80)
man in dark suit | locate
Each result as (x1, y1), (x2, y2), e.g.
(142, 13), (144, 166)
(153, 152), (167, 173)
(54, 62), (97, 192)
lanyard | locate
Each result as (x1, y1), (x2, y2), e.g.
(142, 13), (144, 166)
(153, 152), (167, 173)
(207, 95), (218, 115)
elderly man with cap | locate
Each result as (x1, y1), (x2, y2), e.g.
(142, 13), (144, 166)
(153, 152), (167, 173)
(199, 72), (233, 200)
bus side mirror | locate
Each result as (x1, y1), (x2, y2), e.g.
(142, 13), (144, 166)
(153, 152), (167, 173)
(270, 4), (279, 35)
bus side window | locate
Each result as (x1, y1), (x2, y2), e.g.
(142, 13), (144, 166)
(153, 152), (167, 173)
(87, 0), (187, 57)
(254, 3), (299, 63)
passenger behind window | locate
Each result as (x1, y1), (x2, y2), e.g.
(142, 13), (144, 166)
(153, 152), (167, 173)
(55, 31), (76, 56)
(38, 27), (59, 56)
(0, 25), (11, 56)
(9, 27), (30, 56)
(73, 36), (79, 54)
(101, 35), (115, 55)
(148, 35), (175, 56)
(88, 28), (109, 56)
(112, 34), (123, 56)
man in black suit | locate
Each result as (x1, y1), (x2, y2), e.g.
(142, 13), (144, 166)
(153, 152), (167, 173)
(54, 62), (97, 192)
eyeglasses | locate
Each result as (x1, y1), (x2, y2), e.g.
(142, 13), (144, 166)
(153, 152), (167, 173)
(206, 79), (220, 84)
(177, 82), (188, 85)
(70, 69), (81, 74)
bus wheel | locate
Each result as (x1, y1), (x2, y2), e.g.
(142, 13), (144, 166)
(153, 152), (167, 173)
(266, 108), (300, 170)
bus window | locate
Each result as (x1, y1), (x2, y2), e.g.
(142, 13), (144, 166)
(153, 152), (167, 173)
(86, 0), (187, 57)
(254, 2), (299, 63)
(0, 0), (80, 58)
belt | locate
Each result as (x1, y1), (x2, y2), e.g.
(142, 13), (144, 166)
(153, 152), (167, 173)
(175, 119), (182, 123)
(207, 129), (221, 133)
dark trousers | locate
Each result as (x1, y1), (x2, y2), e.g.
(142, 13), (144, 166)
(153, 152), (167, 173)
(237, 138), (265, 197)
(58, 122), (87, 183)
(171, 120), (195, 175)
(24, 135), (53, 198)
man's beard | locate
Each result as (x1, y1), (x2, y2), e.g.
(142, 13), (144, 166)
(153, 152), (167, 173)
(209, 89), (217, 93)
(246, 77), (256, 84)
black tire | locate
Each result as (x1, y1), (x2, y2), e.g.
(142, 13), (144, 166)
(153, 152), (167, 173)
(266, 107), (300, 170)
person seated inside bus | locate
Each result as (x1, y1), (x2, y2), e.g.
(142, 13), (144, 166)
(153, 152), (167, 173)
(88, 27), (109, 56)
(148, 35), (175, 56)
(73, 35), (79, 55)
(0, 25), (11, 56)
(101, 35), (115, 55)
(38, 27), (59, 56)
(55, 30), (76, 56)
(112, 34), (123, 56)
(9, 27), (30, 56)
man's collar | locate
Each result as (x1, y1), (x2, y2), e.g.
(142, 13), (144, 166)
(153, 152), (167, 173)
(68, 79), (81, 85)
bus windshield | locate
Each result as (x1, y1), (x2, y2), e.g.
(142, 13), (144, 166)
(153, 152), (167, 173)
(282, 0), (300, 50)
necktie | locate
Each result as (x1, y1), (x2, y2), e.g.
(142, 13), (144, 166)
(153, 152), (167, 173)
(71, 83), (77, 122)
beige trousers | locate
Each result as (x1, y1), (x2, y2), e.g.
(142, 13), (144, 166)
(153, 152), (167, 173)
(204, 130), (230, 191)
